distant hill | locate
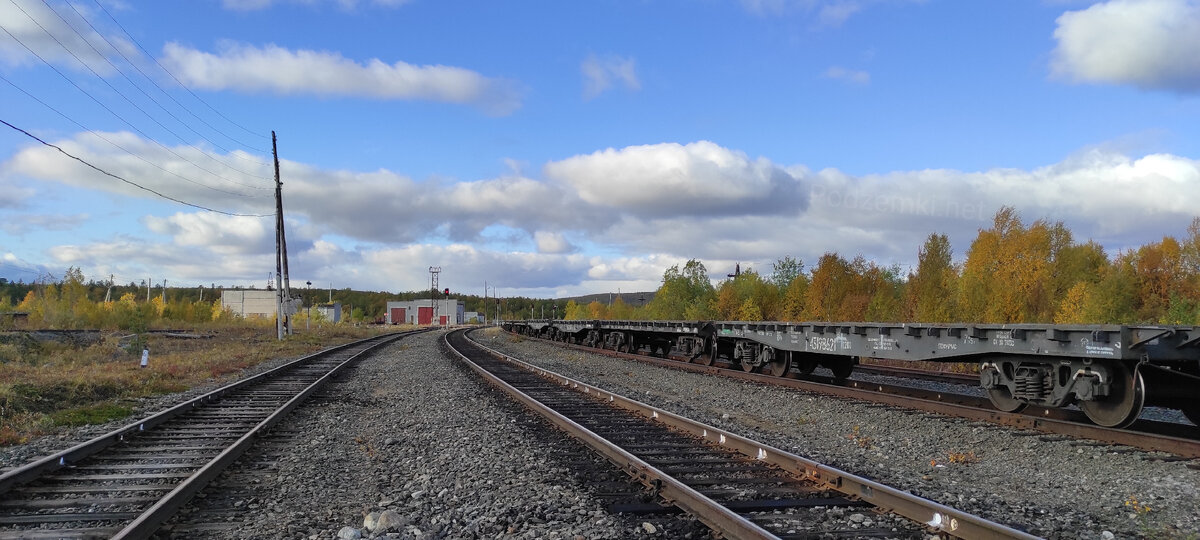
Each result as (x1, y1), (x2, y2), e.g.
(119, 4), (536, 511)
(559, 291), (656, 307)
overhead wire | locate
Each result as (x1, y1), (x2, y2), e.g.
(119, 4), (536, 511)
(4, 0), (273, 185)
(0, 17), (272, 193)
(2, 117), (274, 217)
(45, 0), (272, 169)
(88, 0), (268, 144)
(0, 72), (264, 198)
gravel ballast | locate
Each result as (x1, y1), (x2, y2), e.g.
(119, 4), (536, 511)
(478, 328), (1200, 540)
(161, 329), (707, 539)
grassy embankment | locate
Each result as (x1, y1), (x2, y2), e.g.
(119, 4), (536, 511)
(0, 323), (397, 446)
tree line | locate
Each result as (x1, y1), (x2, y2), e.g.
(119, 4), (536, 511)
(564, 207), (1200, 325)
(7, 207), (1199, 329)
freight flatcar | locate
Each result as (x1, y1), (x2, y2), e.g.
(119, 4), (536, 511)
(503, 319), (1200, 429)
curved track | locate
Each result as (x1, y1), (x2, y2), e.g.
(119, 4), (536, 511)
(0, 330), (419, 540)
(448, 329), (1039, 540)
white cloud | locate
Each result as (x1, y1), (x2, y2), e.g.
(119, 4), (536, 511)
(581, 53), (641, 99)
(533, 231), (573, 254)
(1051, 0), (1200, 93)
(0, 0), (136, 74)
(144, 212), (273, 254)
(8, 131), (1200, 296)
(221, 0), (412, 11)
(159, 42), (521, 115)
(543, 141), (807, 219)
(823, 66), (870, 85)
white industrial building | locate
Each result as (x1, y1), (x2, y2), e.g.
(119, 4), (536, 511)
(221, 290), (302, 319)
(385, 299), (464, 325)
(315, 302), (342, 323)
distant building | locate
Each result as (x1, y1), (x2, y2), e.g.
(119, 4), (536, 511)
(385, 299), (464, 325)
(464, 311), (481, 324)
(316, 302), (342, 323)
(221, 290), (302, 319)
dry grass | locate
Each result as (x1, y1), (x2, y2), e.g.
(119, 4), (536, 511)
(859, 357), (980, 374)
(0, 324), (386, 446)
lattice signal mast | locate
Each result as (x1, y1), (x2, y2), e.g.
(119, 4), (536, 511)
(429, 266), (442, 325)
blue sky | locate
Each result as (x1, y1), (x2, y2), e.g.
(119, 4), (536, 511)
(2, 0), (1199, 298)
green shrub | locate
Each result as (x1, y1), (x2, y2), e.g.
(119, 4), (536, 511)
(49, 402), (133, 427)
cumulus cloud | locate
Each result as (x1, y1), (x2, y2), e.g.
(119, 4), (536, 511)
(144, 212), (274, 254)
(159, 42), (522, 114)
(9, 130), (1200, 295)
(221, 0), (411, 11)
(4, 130), (276, 213)
(543, 141), (808, 219)
(0, 0), (136, 74)
(581, 54), (640, 99)
(533, 231), (573, 254)
(823, 66), (870, 85)
(1051, 0), (1200, 93)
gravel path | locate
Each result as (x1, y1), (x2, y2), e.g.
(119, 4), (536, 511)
(160, 329), (708, 539)
(477, 328), (1200, 540)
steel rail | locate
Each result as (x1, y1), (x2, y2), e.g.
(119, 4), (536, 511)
(0, 330), (418, 539)
(446, 331), (777, 539)
(521, 331), (1200, 459)
(0, 335), (368, 494)
(112, 331), (410, 539)
(454, 330), (1040, 540)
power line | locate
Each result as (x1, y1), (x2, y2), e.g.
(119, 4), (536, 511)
(43, 0), (272, 170)
(68, 0), (270, 154)
(0, 72), (265, 198)
(4, 1), (272, 183)
(0, 20), (271, 192)
(2, 117), (273, 217)
(88, 0), (268, 144)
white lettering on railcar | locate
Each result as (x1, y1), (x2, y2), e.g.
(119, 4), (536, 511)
(809, 335), (851, 352)
(991, 331), (1015, 347)
(867, 336), (897, 351)
(1080, 338), (1117, 357)
(938, 343), (957, 350)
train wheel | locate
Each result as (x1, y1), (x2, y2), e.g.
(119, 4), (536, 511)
(766, 350), (791, 377)
(826, 359), (853, 380)
(1080, 362), (1145, 428)
(795, 358), (817, 376)
(986, 386), (1027, 413)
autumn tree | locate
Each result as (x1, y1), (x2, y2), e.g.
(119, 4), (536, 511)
(904, 234), (959, 322)
(645, 259), (716, 320)
(773, 256), (809, 321)
(959, 207), (1058, 323)
(715, 269), (781, 320)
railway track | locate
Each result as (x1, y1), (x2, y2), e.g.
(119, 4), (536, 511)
(446, 329), (1039, 540)
(0, 330), (419, 539)
(512, 329), (1200, 460)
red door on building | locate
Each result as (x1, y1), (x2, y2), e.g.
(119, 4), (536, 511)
(389, 307), (406, 325)
(417, 306), (433, 325)
(439, 315), (448, 326)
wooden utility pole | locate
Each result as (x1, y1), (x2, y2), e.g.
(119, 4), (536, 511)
(273, 131), (284, 340)
(278, 136), (292, 335)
